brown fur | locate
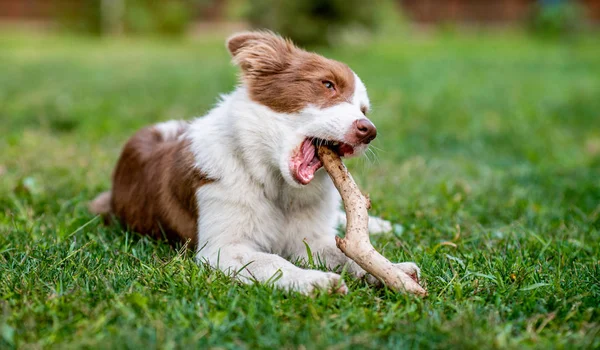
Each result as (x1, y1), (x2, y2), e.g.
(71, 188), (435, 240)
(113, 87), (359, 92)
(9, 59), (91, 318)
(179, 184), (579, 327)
(107, 125), (212, 245)
(227, 31), (356, 114)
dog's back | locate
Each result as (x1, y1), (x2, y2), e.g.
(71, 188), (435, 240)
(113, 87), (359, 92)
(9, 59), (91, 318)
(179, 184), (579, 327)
(90, 121), (209, 244)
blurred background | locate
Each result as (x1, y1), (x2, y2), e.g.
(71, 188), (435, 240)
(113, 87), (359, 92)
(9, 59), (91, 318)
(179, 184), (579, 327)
(0, 0), (598, 42)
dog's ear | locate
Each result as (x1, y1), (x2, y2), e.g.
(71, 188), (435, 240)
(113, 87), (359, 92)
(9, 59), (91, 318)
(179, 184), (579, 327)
(226, 31), (295, 76)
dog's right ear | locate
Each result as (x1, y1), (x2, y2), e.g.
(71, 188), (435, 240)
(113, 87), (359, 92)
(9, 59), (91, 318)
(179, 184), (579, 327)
(226, 31), (296, 77)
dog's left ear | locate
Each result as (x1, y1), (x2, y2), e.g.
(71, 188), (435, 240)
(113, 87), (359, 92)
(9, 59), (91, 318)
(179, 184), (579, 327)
(226, 31), (296, 76)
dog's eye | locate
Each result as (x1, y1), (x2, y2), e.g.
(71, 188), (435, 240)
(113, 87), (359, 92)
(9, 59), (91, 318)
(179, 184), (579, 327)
(322, 80), (335, 91)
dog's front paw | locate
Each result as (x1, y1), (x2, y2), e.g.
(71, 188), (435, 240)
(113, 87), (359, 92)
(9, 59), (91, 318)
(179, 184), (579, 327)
(291, 271), (348, 295)
(363, 262), (421, 285)
(368, 216), (393, 235)
(394, 262), (421, 283)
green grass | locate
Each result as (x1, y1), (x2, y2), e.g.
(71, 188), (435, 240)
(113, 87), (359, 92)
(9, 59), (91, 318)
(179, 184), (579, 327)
(1, 30), (599, 349)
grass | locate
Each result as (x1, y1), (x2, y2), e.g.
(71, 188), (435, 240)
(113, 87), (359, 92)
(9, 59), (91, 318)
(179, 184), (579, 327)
(1, 29), (599, 349)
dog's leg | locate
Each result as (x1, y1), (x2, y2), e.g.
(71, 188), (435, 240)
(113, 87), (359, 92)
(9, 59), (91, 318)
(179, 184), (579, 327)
(197, 243), (348, 295)
(296, 236), (421, 285)
(300, 235), (368, 278)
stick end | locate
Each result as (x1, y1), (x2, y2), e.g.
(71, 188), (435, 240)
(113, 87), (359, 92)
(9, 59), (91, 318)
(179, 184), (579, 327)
(335, 235), (345, 250)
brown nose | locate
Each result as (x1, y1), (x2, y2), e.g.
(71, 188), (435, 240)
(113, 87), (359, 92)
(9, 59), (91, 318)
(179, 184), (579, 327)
(354, 118), (377, 144)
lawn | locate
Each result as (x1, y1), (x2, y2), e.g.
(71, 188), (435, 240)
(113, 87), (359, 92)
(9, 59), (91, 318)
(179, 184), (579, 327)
(1, 29), (599, 349)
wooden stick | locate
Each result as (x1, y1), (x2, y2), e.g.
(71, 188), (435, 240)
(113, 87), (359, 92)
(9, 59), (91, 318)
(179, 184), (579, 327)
(318, 146), (427, 296)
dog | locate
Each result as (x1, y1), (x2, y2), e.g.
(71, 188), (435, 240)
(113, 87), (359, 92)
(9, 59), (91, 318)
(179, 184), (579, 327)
(90, 31), (419, 295)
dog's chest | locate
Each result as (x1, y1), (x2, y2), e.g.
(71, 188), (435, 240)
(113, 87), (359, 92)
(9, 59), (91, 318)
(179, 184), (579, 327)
(260, 179), (338, 253)
(217, 173), (337, 252)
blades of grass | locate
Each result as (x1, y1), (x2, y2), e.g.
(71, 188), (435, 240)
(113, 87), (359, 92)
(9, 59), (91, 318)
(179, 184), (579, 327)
(67, 215), (101, 238)
(520, 283), (551, 291)
(303, 239), (315, 268)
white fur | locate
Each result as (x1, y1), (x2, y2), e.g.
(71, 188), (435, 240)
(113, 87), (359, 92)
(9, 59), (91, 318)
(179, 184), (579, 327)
(154, 120), (188, 141)
(175, 73), (405, 295)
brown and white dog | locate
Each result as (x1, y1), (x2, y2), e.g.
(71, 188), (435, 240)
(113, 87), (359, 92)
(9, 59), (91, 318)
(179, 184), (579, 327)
(90, 31), (419, 294)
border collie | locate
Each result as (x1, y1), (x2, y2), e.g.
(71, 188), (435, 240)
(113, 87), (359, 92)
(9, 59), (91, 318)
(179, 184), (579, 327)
(90, 31), (419, 295)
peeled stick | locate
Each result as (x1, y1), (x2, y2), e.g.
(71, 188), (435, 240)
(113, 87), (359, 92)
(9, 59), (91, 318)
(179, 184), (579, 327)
(317, 146), (427, 296)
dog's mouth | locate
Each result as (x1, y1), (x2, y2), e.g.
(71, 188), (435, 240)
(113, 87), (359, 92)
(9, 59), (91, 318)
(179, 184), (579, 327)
(289, 137), (355, 185)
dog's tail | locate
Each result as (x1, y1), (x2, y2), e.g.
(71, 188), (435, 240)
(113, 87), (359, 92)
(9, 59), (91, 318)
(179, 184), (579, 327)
(89, 191), (112, 215)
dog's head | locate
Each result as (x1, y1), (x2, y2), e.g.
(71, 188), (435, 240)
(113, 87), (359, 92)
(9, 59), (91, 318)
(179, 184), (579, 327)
(227, 31), (376, 187)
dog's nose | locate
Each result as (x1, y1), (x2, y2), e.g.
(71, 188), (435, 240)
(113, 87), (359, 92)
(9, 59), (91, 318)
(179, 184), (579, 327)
(354, 119), (377, 144)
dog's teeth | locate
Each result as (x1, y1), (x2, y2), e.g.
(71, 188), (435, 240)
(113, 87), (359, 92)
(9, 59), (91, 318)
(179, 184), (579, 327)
(332, 142), (339, 146)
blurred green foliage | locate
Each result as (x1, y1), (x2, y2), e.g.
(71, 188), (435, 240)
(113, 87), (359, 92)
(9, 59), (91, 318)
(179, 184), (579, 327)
(529, 1), (585, 38)
(58, 0), (216, 36)
(244, 0), (387, 47)
(57, 0), (101, 34)
(124, 0), (192, 35)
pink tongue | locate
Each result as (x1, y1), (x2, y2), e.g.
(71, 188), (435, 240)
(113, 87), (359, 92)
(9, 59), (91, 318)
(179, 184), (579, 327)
(301, 139), (315, 164)
(297, 139), (321, 184)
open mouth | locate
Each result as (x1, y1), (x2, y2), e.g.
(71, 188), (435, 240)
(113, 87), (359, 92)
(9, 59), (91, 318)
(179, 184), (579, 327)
(290, 137), (355, 185)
